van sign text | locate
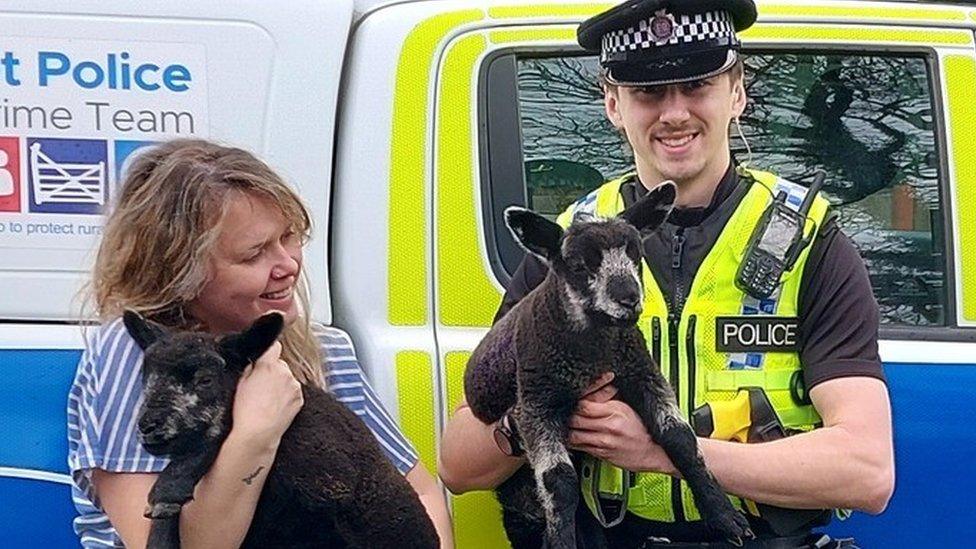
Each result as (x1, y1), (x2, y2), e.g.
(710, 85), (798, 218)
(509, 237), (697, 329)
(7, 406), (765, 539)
(2, 50), (192, 92)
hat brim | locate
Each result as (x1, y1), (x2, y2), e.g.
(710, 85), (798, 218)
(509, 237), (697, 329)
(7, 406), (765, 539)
(606, 48), (738, 87)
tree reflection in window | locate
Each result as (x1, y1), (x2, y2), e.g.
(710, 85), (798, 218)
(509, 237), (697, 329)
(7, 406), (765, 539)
(517, 53), (945, 326)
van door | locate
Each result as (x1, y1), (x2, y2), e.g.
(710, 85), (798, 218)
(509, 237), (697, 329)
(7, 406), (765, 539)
(429, 1), (976, 546)
(0, 0), (352, 544)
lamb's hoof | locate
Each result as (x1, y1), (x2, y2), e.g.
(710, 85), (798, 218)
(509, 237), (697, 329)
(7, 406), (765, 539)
(144, 502), (183, 519)
(706, 510), (752, 544)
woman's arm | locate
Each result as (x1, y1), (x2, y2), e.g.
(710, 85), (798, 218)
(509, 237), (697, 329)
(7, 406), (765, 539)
(176, 430), (283, 547)
(93, 341), (303, 548)
(405, 463), (455, 549)
(93, 432), (281, 549)
(92, 471), (157, 548)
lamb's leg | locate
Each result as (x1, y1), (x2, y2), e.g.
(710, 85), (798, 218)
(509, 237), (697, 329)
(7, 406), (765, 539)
(516, 406), (578, 549)
(497, 465), (547, 549)
(617, 367), (752, 542)
(574, 495), (609, 549)
(144, 449), (217, 549)
(145, 447), (220, 518)
(146, 516), (181, 549)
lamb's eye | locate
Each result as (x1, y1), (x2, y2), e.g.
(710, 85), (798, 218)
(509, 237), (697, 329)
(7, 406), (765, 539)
(626, 241), (641, 261)
(566, 256), (587, 273)
(583, 248), (603, 271)
(196, 375), (215, 388)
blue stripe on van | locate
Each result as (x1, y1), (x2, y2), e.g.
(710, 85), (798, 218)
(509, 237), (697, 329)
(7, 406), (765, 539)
(0, 349), (80, 548)
(0, 476), (77, 548)
(824, 361), (976, 547)
(0, 349), (81, 473)
(3, 348), (976, 546)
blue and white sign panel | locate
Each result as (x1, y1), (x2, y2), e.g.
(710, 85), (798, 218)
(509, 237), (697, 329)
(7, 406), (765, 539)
(0, 37), (208, 259)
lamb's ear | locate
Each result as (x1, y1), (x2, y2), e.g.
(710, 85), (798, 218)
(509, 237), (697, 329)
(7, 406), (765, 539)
(504, 206), (563, 262)
(618, 181), (676, 232)
(220, 312), (285, 368)
(122, 310), (165, 351)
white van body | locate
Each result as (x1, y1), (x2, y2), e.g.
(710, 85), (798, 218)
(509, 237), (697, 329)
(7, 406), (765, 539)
(1, 0), (974, 546)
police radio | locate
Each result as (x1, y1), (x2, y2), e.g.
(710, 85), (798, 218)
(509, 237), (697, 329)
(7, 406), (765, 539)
(735, 172), (826, 300)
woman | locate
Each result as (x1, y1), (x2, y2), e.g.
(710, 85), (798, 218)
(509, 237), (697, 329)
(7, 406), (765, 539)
(66, 139), (454, 548)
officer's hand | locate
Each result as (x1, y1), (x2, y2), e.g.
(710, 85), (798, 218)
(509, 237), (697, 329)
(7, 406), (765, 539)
(567, 398), (677, 475)
(580, 372), (617, 403)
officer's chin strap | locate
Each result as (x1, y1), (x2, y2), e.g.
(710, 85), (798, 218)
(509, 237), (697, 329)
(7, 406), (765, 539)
(734, 116), (753, 171)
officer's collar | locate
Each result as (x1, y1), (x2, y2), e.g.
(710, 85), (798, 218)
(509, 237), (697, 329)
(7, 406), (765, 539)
(632, 162), (738, 227)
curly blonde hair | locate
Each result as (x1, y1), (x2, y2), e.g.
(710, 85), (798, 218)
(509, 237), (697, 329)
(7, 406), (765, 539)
(87, 138), (323, 386)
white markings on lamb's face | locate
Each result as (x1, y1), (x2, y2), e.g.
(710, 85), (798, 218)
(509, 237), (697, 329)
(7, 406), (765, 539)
(591, 245), (643, 321)
(206, 407), (227, 439)
(139, 381), (208, 448)
(138, 342), (238, 454)
(139, 383), (185, 445)
(562, 282), (590, 331)
(559, 218), (644, 326)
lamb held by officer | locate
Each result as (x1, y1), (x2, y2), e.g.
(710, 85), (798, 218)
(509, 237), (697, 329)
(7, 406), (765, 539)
(124, 310), (439, 549)
(464, 182), (752, 548)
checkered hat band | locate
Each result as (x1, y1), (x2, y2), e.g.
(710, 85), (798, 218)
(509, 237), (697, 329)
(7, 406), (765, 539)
(601, 10), (736, 61)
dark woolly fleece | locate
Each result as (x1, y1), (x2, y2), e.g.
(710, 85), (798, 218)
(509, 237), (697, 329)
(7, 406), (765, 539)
(125, 311), (439, 549)
(464, 186), (751, 548)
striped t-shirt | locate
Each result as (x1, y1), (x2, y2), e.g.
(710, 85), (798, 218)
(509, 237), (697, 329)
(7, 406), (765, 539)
(66, 319), (419, 548)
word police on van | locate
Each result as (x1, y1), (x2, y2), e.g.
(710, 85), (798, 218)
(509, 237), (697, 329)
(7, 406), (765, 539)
(2, 51), (193, 91)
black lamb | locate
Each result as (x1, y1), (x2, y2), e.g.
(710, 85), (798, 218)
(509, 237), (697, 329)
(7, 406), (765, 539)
(463, 183), (752, 548)
(123, 310), (439, 549)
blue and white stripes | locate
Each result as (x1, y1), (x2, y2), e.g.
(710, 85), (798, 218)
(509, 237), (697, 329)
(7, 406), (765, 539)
(316, 329), (420, 472)
(66, 320), (419, 548)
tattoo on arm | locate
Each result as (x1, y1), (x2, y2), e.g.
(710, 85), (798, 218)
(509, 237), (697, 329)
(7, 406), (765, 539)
(242, 466), (265, 485)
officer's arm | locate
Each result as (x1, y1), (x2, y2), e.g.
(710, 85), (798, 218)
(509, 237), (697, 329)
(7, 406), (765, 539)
(438, 399), (527, 494)
(438, 255), (547, 493)
(697, 376), (894, 513)
(697, 226), (894, 512)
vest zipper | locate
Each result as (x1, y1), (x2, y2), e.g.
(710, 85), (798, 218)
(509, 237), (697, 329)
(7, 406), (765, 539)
(668, 227), (687, 386)
(670, 228), (687, 523)
(651, 317), (662, 367)
(668, 312), (684, 523)
(686, 314), (697, 418)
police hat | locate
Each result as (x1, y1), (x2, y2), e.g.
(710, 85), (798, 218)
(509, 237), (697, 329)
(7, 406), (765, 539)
(578, 0), (757, 86)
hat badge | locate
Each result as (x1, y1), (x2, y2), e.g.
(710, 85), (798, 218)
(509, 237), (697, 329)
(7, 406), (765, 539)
(649, 9), (676, 44)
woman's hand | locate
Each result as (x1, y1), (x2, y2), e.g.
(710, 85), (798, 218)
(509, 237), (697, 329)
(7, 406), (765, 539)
(231, 341), (304, 448)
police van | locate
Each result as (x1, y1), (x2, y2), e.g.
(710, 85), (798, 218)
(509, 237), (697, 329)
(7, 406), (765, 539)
(1, 0), (973, 546)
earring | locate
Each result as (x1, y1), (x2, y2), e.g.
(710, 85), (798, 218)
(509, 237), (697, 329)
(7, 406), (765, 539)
(733, 116), (753, 170)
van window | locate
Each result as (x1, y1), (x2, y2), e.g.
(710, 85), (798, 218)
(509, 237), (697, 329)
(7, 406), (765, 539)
(482, 51), (947, 328)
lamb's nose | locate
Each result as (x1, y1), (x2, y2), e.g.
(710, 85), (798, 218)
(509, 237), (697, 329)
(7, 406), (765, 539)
(607, 275), (641, 309)
(138, 414), (163, 436)
(617, 293), (640, 309)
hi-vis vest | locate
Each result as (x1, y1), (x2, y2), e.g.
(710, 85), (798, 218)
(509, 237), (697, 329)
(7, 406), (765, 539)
(557, 169), (831, 524)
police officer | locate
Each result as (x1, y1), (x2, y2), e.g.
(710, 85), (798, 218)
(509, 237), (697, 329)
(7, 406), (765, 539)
(439, 0), (894, 546)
